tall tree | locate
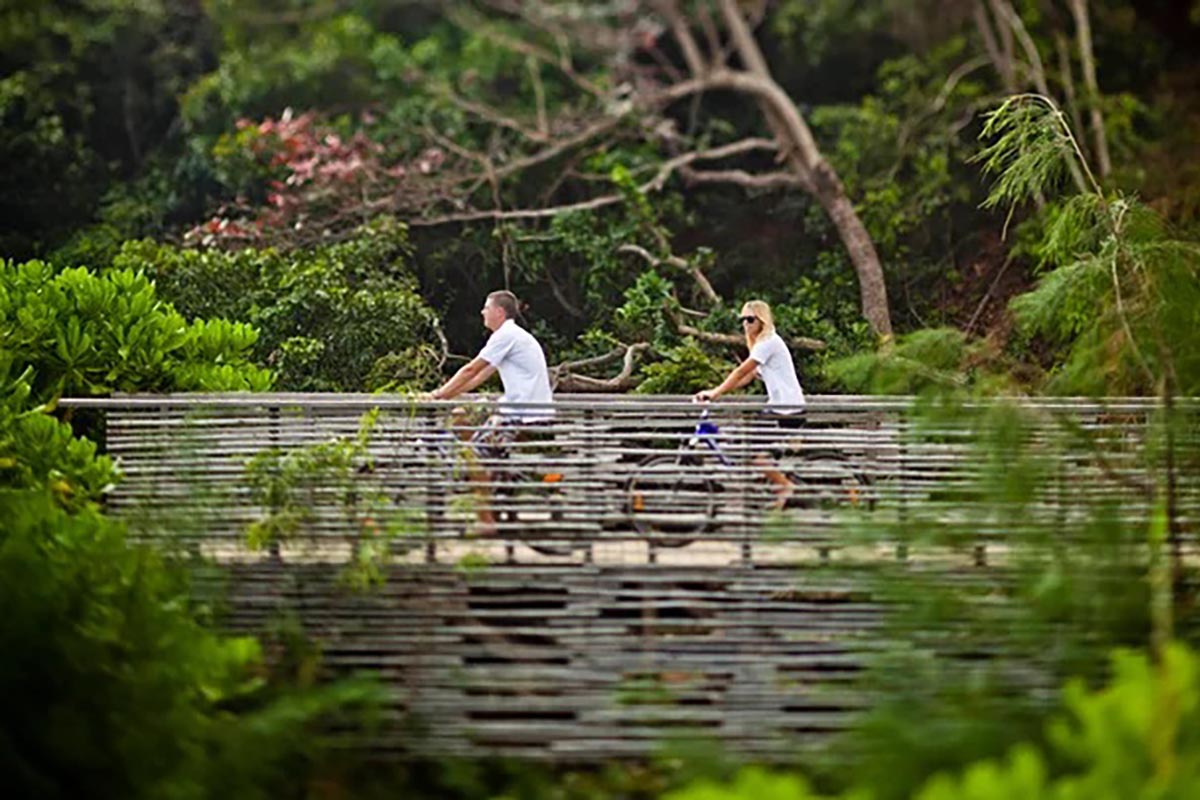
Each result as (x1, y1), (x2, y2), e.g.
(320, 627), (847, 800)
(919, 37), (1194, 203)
(394, 1), (895, 339)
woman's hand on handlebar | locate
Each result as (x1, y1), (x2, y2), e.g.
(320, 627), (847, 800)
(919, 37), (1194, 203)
(693, 389), (717, 403)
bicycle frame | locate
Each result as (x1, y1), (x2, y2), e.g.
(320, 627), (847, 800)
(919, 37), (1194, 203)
(682, 408), (748, 469)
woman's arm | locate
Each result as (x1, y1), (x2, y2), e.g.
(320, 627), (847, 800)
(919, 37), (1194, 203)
(694, 357), (759, 402)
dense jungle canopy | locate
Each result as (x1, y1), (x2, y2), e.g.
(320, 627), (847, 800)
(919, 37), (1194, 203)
(5, 0), (1199, 397)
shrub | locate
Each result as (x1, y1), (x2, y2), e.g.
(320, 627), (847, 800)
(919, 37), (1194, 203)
(0, 358), (117, 509)
(114, 220), (444, 391)
(0, 488), (378, 799)
(0, 259), (271, 404)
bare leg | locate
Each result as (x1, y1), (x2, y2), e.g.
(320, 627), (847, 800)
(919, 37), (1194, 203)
(466, 460), (498, 535)
(754, 454), (795, 510)
(451, 408), (498, 535)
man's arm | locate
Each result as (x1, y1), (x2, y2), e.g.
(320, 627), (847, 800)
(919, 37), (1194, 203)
(430, 358), (497, 400)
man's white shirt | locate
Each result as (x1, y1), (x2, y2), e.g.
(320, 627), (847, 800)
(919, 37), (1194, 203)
(477, 319), (554, 421)
(749, 332), (806, 414)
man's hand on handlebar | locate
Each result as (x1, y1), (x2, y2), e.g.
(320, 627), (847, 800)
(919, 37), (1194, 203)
(693, 390), (717, 403)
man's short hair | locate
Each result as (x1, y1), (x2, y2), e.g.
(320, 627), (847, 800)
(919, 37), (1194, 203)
(486, 290), (523, 321)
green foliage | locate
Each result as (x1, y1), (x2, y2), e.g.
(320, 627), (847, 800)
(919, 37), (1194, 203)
(824, 327), (1016, 395)
(824, 395), (1174, 800)
(665, 639), (1200, 800)
(0, 70), (98, 255)
(0, 488), (379, 799)
(915, 645), (1200, 800)
(978, 98), (1200, 396)
(0, 0), (214, 256)
(0, 358), (117, 509)
(1007, 197), (1200, 396)
(113, 220), (443, 391)
(635, 339), (733, 395)
(613, 269), (678, 343)
(812, 93), (960, 258)
(181, 10), (387, 134)
(244, 409), (419, 588)
(974, 96), (1090, 225)
(665, 766), (823, 800)
(0, 259), (271, 403)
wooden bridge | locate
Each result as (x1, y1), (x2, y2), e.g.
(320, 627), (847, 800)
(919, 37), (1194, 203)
(63, 394), (1197, 759)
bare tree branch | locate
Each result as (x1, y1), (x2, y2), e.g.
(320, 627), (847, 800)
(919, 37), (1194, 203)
(653, 0), (708, 76)
(485, 115), (628, 184)
(1054, 31), (1092, 167)
(446, 4), (607, 98)
(680, 166), (808, 192)
(657, 52), (892, 338)
(428, 79), (550, 144)
(666, 308), (826, 352)
(975, 0), (1016, 92)
(696, 3), (729, 69)
(551, 342), (650, 392)
(986, 0), (1018, 90)
(527, 57), (549, 137)
(409, 136), (779, 227)
(618, 243), (721, 306)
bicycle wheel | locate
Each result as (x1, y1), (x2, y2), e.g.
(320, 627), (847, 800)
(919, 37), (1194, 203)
(493, 467), (575, 555)
(626, 454), (719, 544)
(781, 452), (871, 511)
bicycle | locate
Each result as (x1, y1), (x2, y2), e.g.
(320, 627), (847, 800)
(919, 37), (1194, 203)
(625, 407), (872, 544)
(392, 410), (574, 555)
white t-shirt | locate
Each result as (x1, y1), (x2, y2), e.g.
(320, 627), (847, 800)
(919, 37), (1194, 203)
(477, 319), (554, 421)
(749, 332), (806, 414)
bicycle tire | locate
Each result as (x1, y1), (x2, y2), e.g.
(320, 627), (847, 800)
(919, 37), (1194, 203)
(779, 451), (872, 511)
(626, 454), (719, 544)
(493, 467), (575, 555)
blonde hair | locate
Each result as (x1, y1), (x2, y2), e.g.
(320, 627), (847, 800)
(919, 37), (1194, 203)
(741, 300), (776, 350)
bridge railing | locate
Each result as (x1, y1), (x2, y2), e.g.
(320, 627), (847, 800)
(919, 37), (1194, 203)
(53, 393), (1200, 759)
(58, 393), (1195, 565)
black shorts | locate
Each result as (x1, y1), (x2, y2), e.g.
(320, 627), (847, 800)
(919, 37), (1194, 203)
(758, 411), (806, 458)
(769, 412), (807, 430)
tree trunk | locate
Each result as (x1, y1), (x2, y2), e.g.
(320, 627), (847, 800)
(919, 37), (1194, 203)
(715, 0), (893, 339)
(1068, 0), (1111, 179)
(809, 163), (893, 339)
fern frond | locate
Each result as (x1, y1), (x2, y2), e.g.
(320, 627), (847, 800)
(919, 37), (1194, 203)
(1039, 195), (1108, 267)
(974, 96), (1080, 211)
(1009, 252), (1110, 342)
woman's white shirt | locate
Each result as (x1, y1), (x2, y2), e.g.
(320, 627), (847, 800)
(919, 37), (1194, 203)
(749, 332), (806, 413)
(477, 319), (554, 421)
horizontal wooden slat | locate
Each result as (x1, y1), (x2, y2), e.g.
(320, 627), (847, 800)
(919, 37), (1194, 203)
(60, 393), (1199, 759)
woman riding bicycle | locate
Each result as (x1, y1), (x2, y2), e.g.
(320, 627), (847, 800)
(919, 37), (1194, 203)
(693, 300), (805, 509)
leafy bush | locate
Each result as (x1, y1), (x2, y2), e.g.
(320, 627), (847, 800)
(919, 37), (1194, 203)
(635, 339), (733, 395)
(0, 260), (271, 404)
(0, 359), (117, 509)
(664, 644), (1200, 800)
(0, 488), (378, 800)
(113, 220), (443, 391)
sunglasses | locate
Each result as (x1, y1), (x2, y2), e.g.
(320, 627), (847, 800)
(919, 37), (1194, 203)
(739, 315), (759, 325)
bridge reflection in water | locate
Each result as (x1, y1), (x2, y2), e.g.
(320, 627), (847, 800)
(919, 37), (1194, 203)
(62, 394), (1196, 758)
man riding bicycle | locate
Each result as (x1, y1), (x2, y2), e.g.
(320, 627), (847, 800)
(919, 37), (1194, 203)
(427, 290), (554, 534)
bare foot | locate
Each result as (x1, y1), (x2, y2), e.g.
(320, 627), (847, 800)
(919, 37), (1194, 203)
(769, 483), (795, 511)
(470, 518), (499, 538)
